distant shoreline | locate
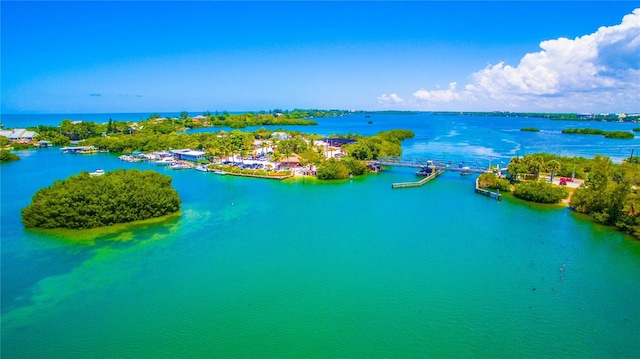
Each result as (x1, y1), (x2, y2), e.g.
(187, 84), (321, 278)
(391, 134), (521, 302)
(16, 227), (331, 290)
(3, 110), (639, 129)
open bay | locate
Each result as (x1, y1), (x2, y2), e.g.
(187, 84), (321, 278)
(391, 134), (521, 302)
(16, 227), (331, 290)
(2, 113), (639, 358)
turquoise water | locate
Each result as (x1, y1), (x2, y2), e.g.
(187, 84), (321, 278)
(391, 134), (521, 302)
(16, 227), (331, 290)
(2, 114), (640, 358)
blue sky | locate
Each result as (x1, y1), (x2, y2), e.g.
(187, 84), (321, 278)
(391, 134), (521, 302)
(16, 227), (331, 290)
(2, 1), (639, 114)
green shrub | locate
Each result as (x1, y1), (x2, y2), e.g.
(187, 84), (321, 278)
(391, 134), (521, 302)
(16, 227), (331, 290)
(561, 128), (605, 135)
(0, 150), (20, 163)
(343, 157), (368, 176)
(477, 172), (511, 191)
(316, 158), (350, 180)
(513, 180), (568, 204)
(604, 131), (634, 139)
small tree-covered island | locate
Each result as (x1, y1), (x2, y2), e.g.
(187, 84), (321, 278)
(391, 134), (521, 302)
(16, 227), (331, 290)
(21, 169), (181, 229)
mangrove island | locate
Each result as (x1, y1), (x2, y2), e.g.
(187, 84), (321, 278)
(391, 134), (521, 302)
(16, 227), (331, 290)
(21, 169), (181, 229)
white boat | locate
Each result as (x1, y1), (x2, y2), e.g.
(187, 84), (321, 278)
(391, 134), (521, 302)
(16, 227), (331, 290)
(89, 169), (105, 176)
(170, 162), (191, 170)
(213, 170), (227, 175)
(195, 164), (210, 172)
(154, 157), (176, 166)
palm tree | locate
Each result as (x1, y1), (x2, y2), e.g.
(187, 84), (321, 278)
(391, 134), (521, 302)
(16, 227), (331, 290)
(260, 141), (267, 157)
(524, 155), (545, 180)
(507, 157), (527, 181)
(546, 159), (561, 183)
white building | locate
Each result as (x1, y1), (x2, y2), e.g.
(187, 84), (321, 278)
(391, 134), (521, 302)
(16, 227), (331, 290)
(0, 129), (37, 142)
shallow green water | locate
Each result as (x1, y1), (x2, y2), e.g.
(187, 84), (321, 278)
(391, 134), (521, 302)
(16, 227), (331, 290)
(2, 114), (640, 358)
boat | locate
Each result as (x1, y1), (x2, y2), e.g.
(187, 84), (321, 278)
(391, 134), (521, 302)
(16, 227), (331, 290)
(89, 169), (105, 176)
(459, 166), (472, 175)
(79, 147), (98, 154)
(170, 162), (191, 170)
(213, 170), (227, 175)
(195, 164), (210, 172)
(416, 162), (435, 177)
(61, 146), (98, 154)
(154, 157), (176, 166)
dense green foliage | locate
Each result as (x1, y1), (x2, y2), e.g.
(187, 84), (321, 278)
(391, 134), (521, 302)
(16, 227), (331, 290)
(513, 180), (568, 204)
(507, 153), (592, 180)
(21, 169), (181, 229)
(477, 172), (511, 191)
(604, 131), (634, 139)
(507, 154), (548, 180)
(150, 112), (318, 131)
(520, 127), (540, 132)
(316, 158), (351, 180)
(562, 128), (634, 139)
(31, 109), (348, 144)
(561, 128), (606, 135)
(33, 125), (72, 146)
(0, 136), (11, 147)
(316, 158), (367, 180)
(0, 150), (20, 163)
(344, 129), (415, 160)
(570, 155), (640, 237)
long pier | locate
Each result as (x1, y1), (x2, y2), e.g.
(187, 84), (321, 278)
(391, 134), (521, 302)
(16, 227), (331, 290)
(391, 169), (445, 189)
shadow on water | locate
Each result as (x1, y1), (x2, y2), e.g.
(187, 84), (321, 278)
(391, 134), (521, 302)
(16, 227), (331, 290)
(1, 213), (182, 315)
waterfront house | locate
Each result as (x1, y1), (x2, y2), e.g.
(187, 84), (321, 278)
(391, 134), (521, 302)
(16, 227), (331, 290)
(169, 149), (206, 162)
(192, 115), (207, 123)
(0, 129), (38, 143)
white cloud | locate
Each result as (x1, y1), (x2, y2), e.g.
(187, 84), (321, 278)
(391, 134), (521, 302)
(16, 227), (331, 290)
(413, 82), (460, 102)
(377, 93), (405, 105)
(398, 8), (640, 112)
(471, 9), (640, 99)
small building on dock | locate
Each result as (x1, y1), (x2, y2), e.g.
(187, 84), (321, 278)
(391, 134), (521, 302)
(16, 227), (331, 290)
(169, 149), (206, 162)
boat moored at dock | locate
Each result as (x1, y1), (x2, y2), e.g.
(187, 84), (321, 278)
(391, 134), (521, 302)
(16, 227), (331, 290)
(61, 146), (98, 154)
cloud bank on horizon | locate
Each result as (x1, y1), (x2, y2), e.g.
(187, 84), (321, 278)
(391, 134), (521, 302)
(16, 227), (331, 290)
(380, 9), (640, 113)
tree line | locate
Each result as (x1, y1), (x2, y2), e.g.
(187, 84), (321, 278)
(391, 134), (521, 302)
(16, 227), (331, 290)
(15, 109), (350, 146)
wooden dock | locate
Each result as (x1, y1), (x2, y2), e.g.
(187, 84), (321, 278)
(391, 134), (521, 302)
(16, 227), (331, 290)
(475, 178), (502, 200)
(392, 169), (445, 189)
